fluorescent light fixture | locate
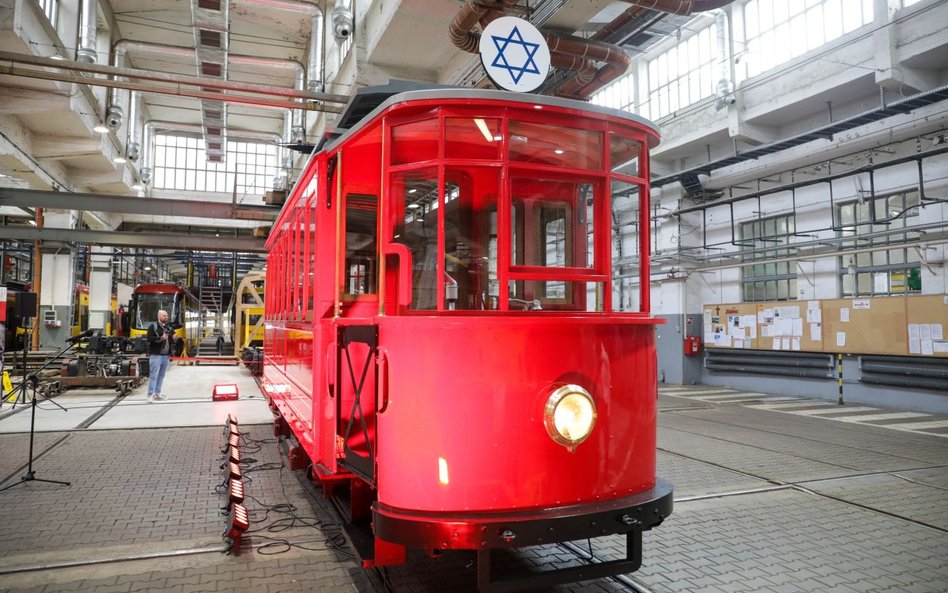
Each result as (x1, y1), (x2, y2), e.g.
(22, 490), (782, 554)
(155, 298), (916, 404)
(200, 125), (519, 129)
(93, 125), (109, 134)
(408, 188), (417, 194)
(144, 266), (152, 271)
(474, 118), (495, 143)
(407, 203), (421, 210)
(554, 149), (565, 155)
(113, 156), (127, 164)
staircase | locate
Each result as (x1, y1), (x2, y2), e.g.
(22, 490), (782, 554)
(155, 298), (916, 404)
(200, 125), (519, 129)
(196, 286), (225, 356)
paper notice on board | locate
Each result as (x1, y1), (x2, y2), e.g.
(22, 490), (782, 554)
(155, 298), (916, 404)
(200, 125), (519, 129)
(749, 325), (757, 339)
(852, 299), (870, 310)
(920, 324), (933, 340)
(921, 340), (934, 356)
(792, 318), (804, 337)
(840, 308), (850, 322)
(734, 338), (744, 349)
(808, 300), (819, 310)
(810, 323), (822, 341)
(772, 338), (780, 350)
(836, 332), (846, 347)
(934, 341), (948, 354)
(782, 337), (791, 350)
(791, 337), (801, 351)
(932, 324), (944, 340)
(743, 315), (757, 328)
(908, 324), (920, 340)
(789, 306), (800, 319)
(909, 339), (921, 354)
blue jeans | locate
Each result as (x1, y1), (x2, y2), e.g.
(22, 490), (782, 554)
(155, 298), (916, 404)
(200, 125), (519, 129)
(148, 354), (171, 396)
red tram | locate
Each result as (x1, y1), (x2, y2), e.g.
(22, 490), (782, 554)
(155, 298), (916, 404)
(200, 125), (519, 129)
(262, 88), (672, 589)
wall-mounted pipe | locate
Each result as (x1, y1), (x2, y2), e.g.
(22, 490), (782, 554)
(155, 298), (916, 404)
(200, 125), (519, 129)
(126, 91), (141, 162)
(77, 0), (98, 63)
(308, 7), (324, 92)
(713, 10), (735, 109)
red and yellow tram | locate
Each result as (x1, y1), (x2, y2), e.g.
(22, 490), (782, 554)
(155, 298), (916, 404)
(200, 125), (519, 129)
(128, 283), (200, 356)
(262, 88), (672, 588)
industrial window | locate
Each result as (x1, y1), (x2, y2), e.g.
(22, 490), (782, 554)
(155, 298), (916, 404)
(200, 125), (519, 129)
(643, 22), (719, 121)
(740, 213), (797, 302)
(37, 0), (58, 26)
(153, 134), (278, 195)
(590, 75), (635, 112)
(738, 0), (874, 83)
(837, 192), (922, 297)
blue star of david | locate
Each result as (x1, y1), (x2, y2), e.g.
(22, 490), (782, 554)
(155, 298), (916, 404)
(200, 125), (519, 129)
(490, 26), (541, 85)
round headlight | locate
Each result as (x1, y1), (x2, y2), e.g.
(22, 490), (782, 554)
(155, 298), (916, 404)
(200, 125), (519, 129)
(544, 384), (597, 450)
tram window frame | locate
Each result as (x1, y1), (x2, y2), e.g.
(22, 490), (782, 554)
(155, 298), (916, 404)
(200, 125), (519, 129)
(343, 193), (379, 298)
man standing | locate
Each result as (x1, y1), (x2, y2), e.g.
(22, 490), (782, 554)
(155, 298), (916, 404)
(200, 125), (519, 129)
(146, 309), (174, 403)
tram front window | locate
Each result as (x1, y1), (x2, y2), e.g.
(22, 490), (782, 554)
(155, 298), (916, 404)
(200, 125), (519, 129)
(135, 294), (177, 329)
(392, 169), (439, 310)
(510, 175), (599, 311)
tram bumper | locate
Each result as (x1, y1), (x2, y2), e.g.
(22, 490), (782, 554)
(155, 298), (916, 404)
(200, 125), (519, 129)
(373, 477), (673, 550)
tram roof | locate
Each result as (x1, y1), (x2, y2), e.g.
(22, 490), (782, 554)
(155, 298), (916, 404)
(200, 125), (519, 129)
(324, 87), (661, 154)
(134, 283), (184, 294)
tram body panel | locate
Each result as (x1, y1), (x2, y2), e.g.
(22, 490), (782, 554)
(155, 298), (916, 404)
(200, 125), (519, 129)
(373, 316), (656, 513)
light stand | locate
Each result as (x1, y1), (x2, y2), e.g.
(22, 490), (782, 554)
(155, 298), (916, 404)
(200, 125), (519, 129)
(0, 340), (79, 492)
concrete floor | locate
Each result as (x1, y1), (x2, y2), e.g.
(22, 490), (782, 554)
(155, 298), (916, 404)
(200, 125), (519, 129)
(0, 382), (945, 593)
(0, 363), (274, 433)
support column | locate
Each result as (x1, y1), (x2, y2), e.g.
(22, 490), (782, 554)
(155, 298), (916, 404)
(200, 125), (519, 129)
(89, 246), (113, 333)
(38, 211), (76, 347)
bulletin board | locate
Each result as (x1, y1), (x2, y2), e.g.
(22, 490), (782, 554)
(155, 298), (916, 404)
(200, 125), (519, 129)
(704, 300), (824, 353)
(706, 295), (947, 357)
(704, 303), (760, 349)
(821, 297), (907, 356)
(904, 294), (948, 358)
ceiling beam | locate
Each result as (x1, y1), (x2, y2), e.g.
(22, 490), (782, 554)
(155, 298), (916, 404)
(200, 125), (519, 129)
(0, 50), (348, 105)
(0, 226), (266, 253)
(0, 187), (280, 221)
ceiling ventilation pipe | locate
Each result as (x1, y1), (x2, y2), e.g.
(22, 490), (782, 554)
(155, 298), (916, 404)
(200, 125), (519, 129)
(232, 0), (324, 139)
(112, 39), (307, 143)
(448, 0), (630, 100)
(77, 0), (98, 63)
(618, 0), (734, 15)
(233, 0), (323, 91)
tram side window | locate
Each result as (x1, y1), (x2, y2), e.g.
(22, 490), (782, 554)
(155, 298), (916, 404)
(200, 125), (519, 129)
(308, 197), (318, 312)
(391, 169), (438, 310)
(344, 194), (378, 295)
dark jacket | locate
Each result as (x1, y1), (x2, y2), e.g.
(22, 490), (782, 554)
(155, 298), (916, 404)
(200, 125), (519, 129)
(146, 322), (175, 355)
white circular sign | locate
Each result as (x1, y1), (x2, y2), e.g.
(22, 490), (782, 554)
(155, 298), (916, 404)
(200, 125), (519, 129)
(479, 16), (551, 93)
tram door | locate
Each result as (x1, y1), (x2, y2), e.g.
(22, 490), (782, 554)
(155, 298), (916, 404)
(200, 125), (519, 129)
(334, 193), (381, 484)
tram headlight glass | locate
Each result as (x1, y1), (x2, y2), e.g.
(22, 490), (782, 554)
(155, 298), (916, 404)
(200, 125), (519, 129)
(544, 385), (596, 450)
